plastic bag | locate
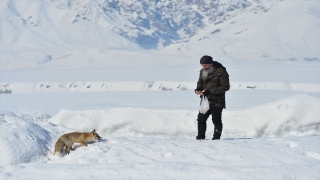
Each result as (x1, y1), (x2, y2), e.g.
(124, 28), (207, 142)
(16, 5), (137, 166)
(199, 96), (209, 114)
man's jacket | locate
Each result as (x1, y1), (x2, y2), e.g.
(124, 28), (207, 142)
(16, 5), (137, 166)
(196, 61), (230, 108)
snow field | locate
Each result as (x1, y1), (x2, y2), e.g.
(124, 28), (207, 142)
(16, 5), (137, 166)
(1, 93), (319, 168)
(1, 137), (320, 179)
(1, 63), (319, 178)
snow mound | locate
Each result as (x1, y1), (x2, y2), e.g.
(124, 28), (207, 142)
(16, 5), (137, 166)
(224, 93), (320, 138)
(49, 109), (197, 137)
(0, 110), (51, 165)
(49, 93), (320, 138)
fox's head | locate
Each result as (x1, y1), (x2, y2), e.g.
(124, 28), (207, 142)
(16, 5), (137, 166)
(91, 129), (101, 140)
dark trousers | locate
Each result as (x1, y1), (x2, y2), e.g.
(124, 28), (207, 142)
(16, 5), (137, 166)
(197, 106), (223, 139)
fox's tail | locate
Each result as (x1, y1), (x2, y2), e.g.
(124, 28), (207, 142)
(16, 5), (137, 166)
(54, 138), (65, 156)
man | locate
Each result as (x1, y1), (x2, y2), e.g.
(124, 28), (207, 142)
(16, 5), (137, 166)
(195, 55), (230, 140)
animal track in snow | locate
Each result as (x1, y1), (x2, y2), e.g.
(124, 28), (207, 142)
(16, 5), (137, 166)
(286, 141), (298, 148)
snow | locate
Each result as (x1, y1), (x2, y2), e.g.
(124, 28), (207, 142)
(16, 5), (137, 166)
(1, 0), (320, 179)
(0, 61), (319, 180)
(47, 94), (319, 138)
(168, 0), (320, 62)
(0, 110), (51, 165)
(1, 81), (319, 93)
(1, 136), (320, 179)
(1, 89), (319, 179)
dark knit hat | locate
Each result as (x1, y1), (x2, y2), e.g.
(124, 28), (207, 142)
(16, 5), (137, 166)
(200, 55), (213, 64)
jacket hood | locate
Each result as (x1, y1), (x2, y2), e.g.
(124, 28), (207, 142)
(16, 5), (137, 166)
(212, 61), (224, 69)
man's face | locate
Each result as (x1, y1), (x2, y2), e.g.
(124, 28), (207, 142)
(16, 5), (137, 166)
(201, 64), (211, 70)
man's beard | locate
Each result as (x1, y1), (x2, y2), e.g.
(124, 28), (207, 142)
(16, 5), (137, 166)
(202, 66), (214, 81)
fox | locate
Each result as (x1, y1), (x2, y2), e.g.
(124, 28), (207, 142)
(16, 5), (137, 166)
(54, 129), (101, 156)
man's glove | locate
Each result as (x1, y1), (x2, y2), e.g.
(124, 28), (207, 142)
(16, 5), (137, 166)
(202, 90), (211, 96)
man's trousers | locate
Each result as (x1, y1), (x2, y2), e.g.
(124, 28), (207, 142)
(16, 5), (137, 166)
(197, 106), (223, 139)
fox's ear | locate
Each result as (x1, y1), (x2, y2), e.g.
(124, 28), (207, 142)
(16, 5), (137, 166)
(92, 129), (96, 133)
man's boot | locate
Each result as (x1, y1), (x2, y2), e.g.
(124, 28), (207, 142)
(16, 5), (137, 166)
(196, 135), (205, 140)
(212, 125), (222, 140)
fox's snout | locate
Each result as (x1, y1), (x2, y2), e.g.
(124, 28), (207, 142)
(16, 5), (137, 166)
(96, 135), (102, 140)
(91, 129), (102, 140)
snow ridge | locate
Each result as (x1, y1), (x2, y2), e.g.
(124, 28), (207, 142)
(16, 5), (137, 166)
(47, 94), (320, 138)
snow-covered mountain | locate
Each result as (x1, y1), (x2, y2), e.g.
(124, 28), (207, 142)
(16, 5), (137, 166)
(0, 0), (319, 70)
(172, 0), (320, 61)
(1, 0), (253, 48)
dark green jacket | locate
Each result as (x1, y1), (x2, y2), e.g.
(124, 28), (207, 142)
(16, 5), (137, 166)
(196, 61), (230, 108)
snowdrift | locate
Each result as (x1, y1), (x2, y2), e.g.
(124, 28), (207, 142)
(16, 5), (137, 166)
(0, 93), (319, 166)
(0, 110), (51, 165)
(50, 108), (196, 137)
(49, 93), (320, 138)
(224, 93), (320, 138)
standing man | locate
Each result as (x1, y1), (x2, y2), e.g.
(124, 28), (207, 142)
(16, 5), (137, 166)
(195, 55), (230, 140)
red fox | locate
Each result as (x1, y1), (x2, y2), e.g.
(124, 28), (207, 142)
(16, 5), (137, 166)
(54, 129), (101, 156)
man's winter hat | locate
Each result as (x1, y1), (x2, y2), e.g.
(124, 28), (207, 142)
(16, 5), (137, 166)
(200, 55), (213, 64)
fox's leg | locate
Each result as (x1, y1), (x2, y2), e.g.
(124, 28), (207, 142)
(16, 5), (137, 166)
(80, 141), (88, 147)
(65, 144), (71, 154)
(70, 143), (75, 151)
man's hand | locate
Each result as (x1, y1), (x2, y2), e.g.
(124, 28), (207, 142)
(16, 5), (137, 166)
(195, 90), (202, 95)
